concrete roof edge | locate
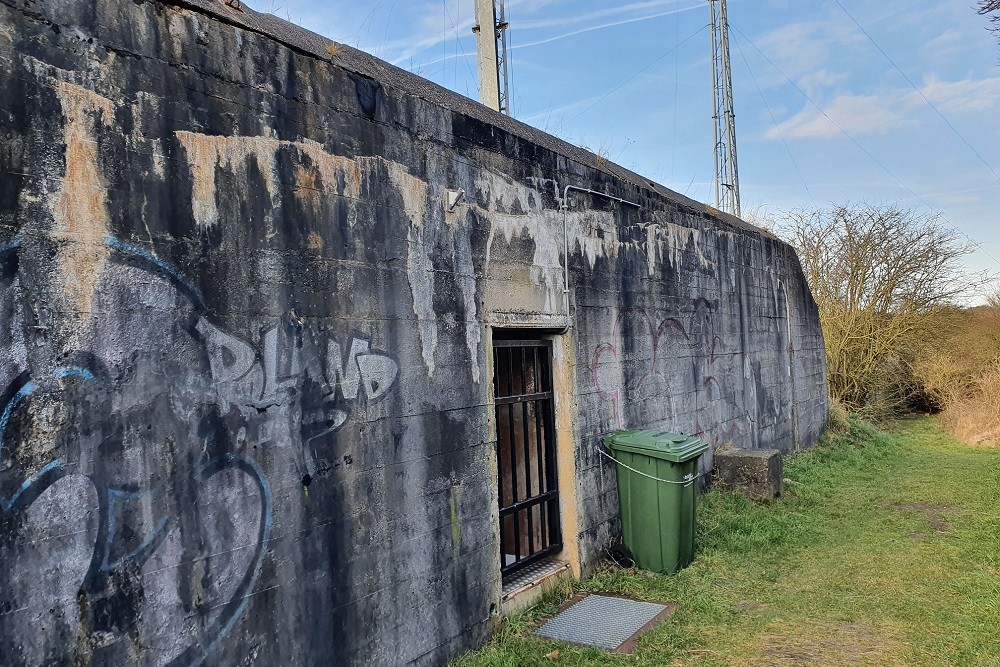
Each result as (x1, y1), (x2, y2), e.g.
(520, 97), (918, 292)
(164, 0), (775, 240)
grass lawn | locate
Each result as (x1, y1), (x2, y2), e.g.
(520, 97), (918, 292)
(454, 418), (1000, 667)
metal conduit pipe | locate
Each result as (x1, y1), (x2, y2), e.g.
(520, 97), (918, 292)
(557, 185), (642, 334)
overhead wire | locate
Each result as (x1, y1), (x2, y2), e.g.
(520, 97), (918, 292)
(442, 0), (448, 84)
(730, 24), (998, 265)
(443, 1), (477, 96)
(731, 30), (813, 201)
(833, 0), (1000, 184)
(731, 25), (933, 210)
(670, 5), (679, 181)
(565, 24), (707, 124)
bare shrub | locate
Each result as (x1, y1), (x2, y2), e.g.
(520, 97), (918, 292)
(772, 204), (984, 418)
(987, 284), (1000, 309)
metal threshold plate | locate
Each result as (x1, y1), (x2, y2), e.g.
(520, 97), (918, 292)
(502, 559), (569, 600)
(535, 594), (676, 653)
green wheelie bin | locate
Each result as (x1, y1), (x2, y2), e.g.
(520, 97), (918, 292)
(605, 430), (709, 574)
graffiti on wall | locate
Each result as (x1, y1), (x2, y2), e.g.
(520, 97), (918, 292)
(0, 236), (398, 665)
(589, 299), (748, 442)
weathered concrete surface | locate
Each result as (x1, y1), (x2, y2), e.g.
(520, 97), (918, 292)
(715, 449), (784, 501)
(0, 0), (826, 664)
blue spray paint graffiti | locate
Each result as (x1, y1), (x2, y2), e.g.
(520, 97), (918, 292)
(0, 236), (394, 665)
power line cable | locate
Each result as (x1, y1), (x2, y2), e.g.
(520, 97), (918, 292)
(566, 24), (707, 124)
(442, 1), (478, 94)
(453, 0), (460, 87)
(833, 0), (1000, 184)
(670, 6), (679, 181)
(731, 25), (934, 209)
(442, 0), (448, 84)
(731, 30), (813, 201)
(731, 24), (998, 265)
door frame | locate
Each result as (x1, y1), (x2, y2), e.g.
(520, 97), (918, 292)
(486, 327), (581, 604)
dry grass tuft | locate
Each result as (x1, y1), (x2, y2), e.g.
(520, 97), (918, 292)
(825, 399), (851, 436)
(913, 306), (1000, 445)
(936, 368), (1000, 445)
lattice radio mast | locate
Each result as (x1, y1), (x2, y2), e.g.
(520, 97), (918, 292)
(473, 0), (512, 115)
(709, 0), (741, 217)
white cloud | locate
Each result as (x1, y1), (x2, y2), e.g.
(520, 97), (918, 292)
(919, 77), (1000, 114)
(754, 20), (864, 83)
(797, 69), (849, 96)
(767, 94), (903, 140)
(923, 29), (965, 61)
(390, 0), (708, 66)
(765, 73), (1000, 142)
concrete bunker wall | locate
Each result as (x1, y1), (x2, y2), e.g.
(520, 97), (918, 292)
(0, 0), (827, 665)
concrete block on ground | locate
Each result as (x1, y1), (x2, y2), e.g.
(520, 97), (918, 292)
(714, 448), (783, 501)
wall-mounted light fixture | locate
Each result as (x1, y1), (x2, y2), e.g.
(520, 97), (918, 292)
(447, 189), (466, 211)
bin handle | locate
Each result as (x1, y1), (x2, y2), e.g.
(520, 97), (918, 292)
(599, 447), (705, 487)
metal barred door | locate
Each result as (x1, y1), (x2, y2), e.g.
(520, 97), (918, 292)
(493, 339), (562, 578)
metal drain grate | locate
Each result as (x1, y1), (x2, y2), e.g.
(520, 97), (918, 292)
(535, 594), (675, 653)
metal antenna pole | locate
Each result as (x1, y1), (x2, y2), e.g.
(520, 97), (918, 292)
(473, 0), (511, 115)
(709, 0), (741, 217)
(709, 0), (722, 211)
(496, 0), (512, 116)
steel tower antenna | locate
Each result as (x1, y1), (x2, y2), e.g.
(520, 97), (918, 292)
(709, 0), (741, 217)
(473, 0), (512, 115)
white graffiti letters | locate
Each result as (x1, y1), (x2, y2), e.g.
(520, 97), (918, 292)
(203, 318), (399, 429)
(328, 339), (399, 402)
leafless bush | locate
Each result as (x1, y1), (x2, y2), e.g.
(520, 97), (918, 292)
(771, 204), (985, 418)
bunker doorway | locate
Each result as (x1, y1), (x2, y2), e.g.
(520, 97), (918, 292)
(492, 338), (562, 580)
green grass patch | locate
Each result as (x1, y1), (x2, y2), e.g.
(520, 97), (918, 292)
(453, 417), (1000, 667)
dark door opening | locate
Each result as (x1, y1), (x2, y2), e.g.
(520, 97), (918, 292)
(493, 338), (562, 579)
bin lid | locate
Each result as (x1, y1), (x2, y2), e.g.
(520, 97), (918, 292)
(604, 429), (709, 462)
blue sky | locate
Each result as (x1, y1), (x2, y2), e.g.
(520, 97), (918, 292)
(244, 0), (999, 293)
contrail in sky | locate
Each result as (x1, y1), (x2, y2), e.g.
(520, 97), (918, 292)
(511, 4), (702, 50)
(402, 3), (702, 71)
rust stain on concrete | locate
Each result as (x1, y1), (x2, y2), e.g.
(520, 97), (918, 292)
(293, 162), (321, 212)
(175, 132), (364, 228)
(51, 80), (114, 315)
